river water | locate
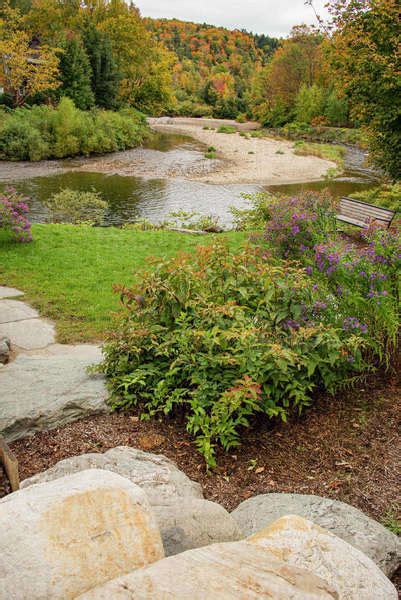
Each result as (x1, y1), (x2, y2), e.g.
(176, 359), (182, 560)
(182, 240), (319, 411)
(0, 132), (378, 228)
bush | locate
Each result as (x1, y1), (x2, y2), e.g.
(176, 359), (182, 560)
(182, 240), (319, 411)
(101, 241), (371, 467)
(44, 188), (108, 225)
(0, 98), (149, 161)
(262, 191), (338, 258)
(236, 113), (247, 123)
(101, 192), (400, 467)
(0, 188), (32, 242)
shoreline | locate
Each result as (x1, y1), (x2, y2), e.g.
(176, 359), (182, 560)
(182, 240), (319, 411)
(150, 118), (337, 185)
(0, 118), (337, 186)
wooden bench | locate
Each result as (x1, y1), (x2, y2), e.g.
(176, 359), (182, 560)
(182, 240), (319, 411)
(337, 197), (395, 229)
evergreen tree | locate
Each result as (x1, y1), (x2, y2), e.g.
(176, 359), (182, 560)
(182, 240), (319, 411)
(59, 35), (94, 110)
(83, 24), (120, 110)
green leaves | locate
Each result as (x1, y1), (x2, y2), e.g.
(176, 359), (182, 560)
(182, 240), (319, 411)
(101, 240), (366, 467)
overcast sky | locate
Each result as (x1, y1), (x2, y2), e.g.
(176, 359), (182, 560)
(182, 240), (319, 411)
(135, 0), (331, 38)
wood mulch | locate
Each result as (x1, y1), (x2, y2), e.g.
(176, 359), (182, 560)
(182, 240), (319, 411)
(2, 360), (400, 590)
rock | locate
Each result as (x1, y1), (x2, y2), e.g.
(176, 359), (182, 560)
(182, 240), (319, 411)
(0, 469), (164, 600)
(0, 285), (24, 299)
(0, 299), (38, 323)
(0, 344), (108, 441)
(0, 317), (55, 350)
(231, 493), (401, 577)
(21, 446), (204, 504)
(247, 515), (397, 599)
(0, 335), (10, 364)
(153, 498), (243, 556)
(77, 540), (338, 599)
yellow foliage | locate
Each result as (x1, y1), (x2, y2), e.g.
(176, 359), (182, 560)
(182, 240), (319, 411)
(0, 4), (60, 106)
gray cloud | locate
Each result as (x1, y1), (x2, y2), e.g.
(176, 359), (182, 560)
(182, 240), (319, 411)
(136, 0), (331, 37)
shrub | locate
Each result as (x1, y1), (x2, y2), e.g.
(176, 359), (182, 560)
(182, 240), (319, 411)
(230, 191), (277, 231)
(0, 188), (32, 242)
(262, 191), (338, 258)
(100, 238), (379, 467)
(236, 113), (247, 123)
(44, 188), (108, 225)
(0, 98), (149, 161)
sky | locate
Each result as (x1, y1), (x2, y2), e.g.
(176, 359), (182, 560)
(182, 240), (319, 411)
(135, 0), (331, 38)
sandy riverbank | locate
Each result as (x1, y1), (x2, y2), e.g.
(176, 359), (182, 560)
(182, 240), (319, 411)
(150, 117), (336, 185)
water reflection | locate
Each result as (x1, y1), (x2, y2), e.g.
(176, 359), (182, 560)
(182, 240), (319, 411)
(0, 133), (379, 228)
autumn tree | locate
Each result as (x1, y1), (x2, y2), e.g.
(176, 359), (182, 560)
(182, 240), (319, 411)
(328, 0), (401, 179)
(0, 4), (59, 107)
(249, 25), (326, 125)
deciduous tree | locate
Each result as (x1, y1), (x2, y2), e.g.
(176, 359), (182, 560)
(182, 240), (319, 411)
(0, 4), (59, 107)
(328, 0), (401, 179)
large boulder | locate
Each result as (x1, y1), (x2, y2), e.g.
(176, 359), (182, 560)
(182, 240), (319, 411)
(0, 344), (108, 441)
(231, 493), (401, 577)
(248, 515), (397, 600)
(21, 446), (204, 504)
(77, 540), (338, 599)
(153, 498), (243, 556)
(0, 469), (164, 600)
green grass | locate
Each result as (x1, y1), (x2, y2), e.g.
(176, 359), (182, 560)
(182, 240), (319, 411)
(381, 507), (401, 535)
(293, 141), (346, 173)
(0, 225), (246, 343)
(217, 125), (236, 134)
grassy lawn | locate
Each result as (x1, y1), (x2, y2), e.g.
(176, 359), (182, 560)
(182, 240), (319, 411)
(0, 225), (247, 343)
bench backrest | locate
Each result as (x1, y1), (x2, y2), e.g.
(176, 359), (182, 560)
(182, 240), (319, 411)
(339, 197), (395, 226)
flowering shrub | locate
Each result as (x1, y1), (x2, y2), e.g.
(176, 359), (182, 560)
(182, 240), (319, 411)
(100, 241), (370, 467)
(0, 187), (32, 242)
(260, 192), (400, 360)
(263, 191), (337, 258)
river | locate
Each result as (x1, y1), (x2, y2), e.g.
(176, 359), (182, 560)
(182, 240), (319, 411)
(0, 130), (379, 229)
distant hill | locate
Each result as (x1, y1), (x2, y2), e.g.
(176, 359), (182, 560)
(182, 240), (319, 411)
(145, 18), (279, 118)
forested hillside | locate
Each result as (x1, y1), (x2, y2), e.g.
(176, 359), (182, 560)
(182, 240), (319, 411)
(145, 18), (279, 119)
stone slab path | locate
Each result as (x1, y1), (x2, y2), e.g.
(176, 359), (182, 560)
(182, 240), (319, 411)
(0, 286), (108, 442)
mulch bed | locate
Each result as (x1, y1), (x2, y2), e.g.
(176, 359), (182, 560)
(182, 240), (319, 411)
(4, 361), (401, 590)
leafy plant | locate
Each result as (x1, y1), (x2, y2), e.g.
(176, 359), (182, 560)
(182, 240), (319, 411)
(44, 188), (107, 225)
(100, 238), (376, 467)
(381, 507), (401, 535)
